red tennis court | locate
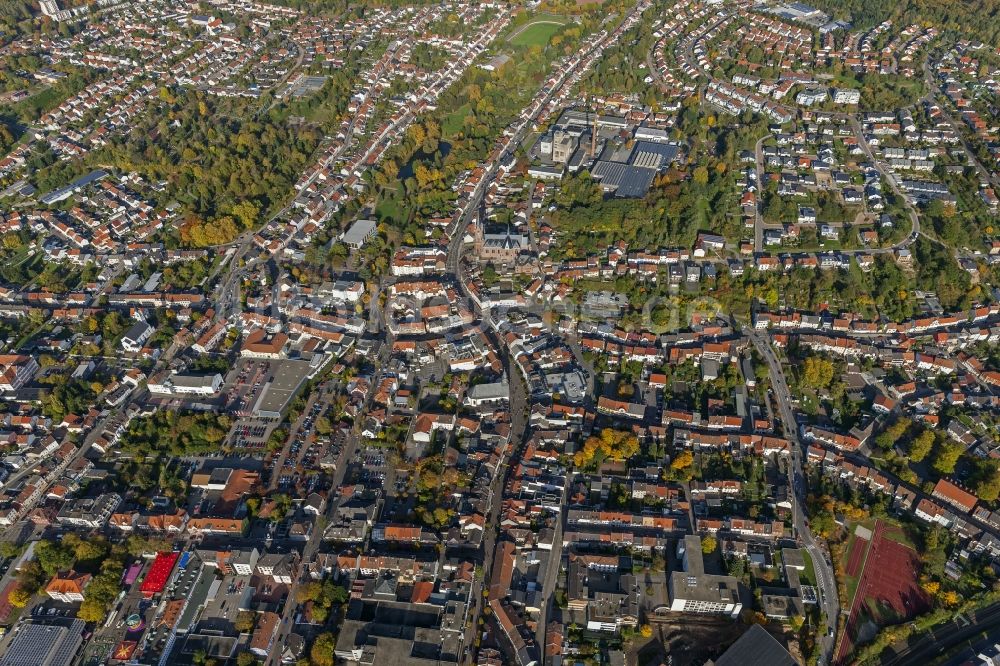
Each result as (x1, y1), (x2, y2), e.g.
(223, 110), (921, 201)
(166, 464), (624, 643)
(836, 521), (931, 664)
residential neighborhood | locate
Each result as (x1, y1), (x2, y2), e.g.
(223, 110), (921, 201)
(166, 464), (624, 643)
(0, 0), (996, 665)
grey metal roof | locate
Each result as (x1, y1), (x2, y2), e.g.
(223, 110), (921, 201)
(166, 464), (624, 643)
(590, 161), (654, 198)
(628, 140), (678, 170)
(712, 624), (797, 666)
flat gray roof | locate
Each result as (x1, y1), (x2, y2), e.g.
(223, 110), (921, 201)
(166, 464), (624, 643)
(590, 161), (655, 198)
(287, 74), (327, 98)
(629, 140), (679, 169)
(254, 359), (312, 416)
(781, 547), (805, 570)
(341, 219), (378, 246)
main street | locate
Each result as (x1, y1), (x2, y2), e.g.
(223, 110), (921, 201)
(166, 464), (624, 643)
(264, 390), (360, 666)
(750, 330), (840, 665)
(441, 3), (653, 661)
(223, 5), (599, 661)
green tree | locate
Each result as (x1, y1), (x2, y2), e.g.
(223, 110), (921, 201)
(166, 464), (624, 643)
(876, 419), (911, 451)
(16, 561), (45, 595)
(972, 460), (1000, 502)
(932, 441), (964, 476)
(910, 429), (935, 462)
(314, 415), (332, 436)
(35, 540), (74, 576)
(309, 633), (336, 666)
(692, 166), (709, 186)
(310, 604), (329, 624)
(0, 541), (21, 560)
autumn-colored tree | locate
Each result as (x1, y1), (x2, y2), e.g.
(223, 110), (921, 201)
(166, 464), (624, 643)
(910, 429), (935, 462)
(407, 123), (426, 148)
(230, 201), (260, 230)
(741, 609), (767, 625)
(701, 536), (718, 554)
(932, 440), (963, 475)
(2, 233), (21, 250)
(310, 632), (335, 666)
(573, 429), (640, 468)
(939, 590), (960, 606)
(802, 357), (835, 390)
(671, 450), (694, 470)
(234, 610), (256, 633)
(296, 581), (323, 605)
(235, 653), (258, 666)
(77, 599), (108, 623)
(839, 503), (867, 522)
(8, 587), (31, 608)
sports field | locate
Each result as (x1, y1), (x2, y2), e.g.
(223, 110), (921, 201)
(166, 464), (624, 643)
(508, 19), (565, 47)
(835, 520), (931, 664)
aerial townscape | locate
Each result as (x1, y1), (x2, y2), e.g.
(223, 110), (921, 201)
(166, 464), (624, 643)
(0, 0), (999, 664)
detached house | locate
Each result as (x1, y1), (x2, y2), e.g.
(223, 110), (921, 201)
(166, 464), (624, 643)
(46, 570), (91, 603)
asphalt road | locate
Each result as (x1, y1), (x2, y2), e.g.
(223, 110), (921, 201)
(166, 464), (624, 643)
(445, 8), (653, 659)
(264, 415), (360, 666)
(921, 59), (1000, 192)
(754, 134), (766, 252)
(750, 330), (840, 665)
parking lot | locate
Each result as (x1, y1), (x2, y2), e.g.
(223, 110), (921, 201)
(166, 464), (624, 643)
(229, 418), (272, 450)
(223, 359), (314, 450)
(271, 395), (336, 495)
(224, 360), (272, 416)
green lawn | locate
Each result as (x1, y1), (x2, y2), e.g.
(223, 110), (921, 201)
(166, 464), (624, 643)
(800, 550), (818, 587)
(375, 191), (410, 225)
(442, 102), (472, 136)
(839, 528), (871, 605)
(865, 596), (905, 625)
(13, 81), (78, 123)
(508, 20), (565, 47)
(879, 522), (918, 550)
(792, 239), (845, 252)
